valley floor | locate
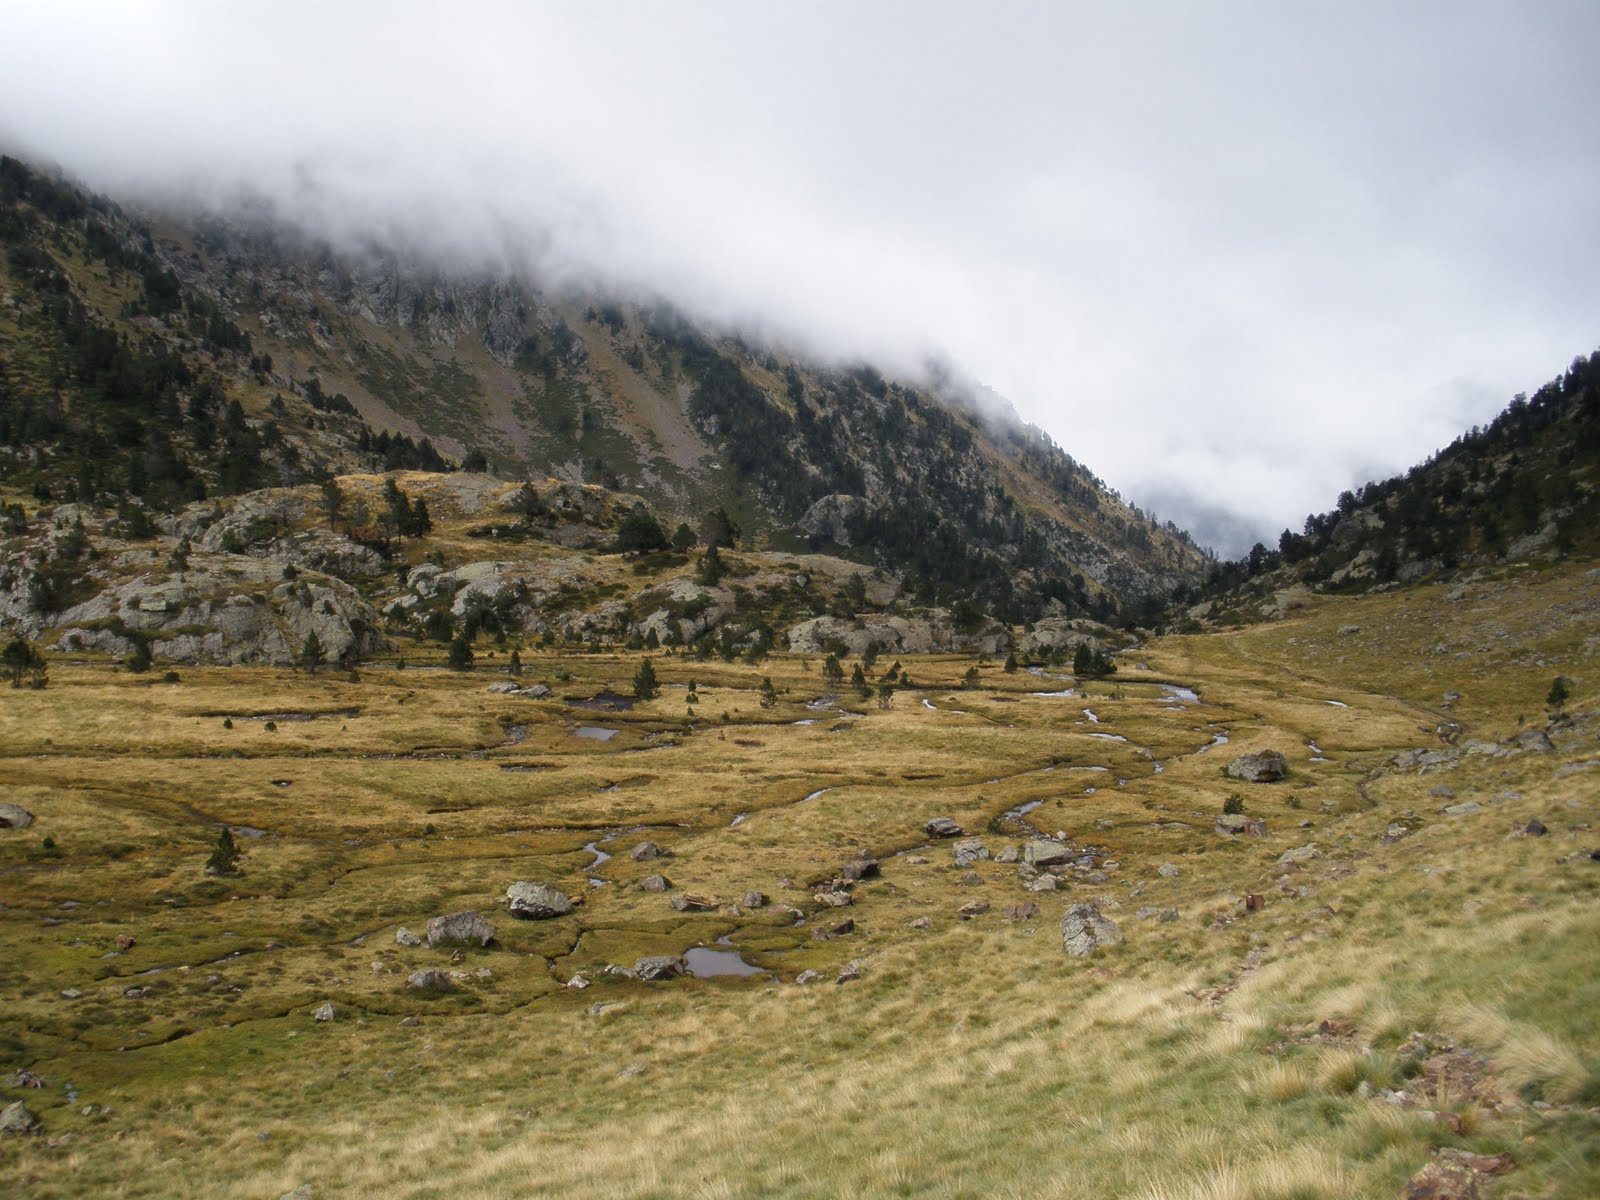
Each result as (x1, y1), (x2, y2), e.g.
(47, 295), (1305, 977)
(1, 562), (1597, 1198)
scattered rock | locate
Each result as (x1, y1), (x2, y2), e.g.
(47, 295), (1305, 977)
(669, 892), (716, 912)
(1023, 838), (1073, 867)
(1224, 750), (1289, 783)
(4, 1070), (43, 1089)
(405, 969), (454, 993)
(566, 974), (590, 990)
(1443, 802), (1483, 817)
(952, 838), (989, 868)
(1004, 903), (1039, 921)
(957, 901), (990, 919)
(1382, 823), (1413, 843)
(836, 963), (862, 984)
(0, 1102), (38, 1135)
(838, 857), (879, 881)
(112, 934), (136, 950)
(399, 1016), (420, 1027)
(1157, 862), (1180, 878)
(1512, 729), (1553, 754)
(923, 817), (963, 839)
(1523, 819), (1548, 837)
(59, 988), (82, 1000)
(0, 804), (35, 830)
(279, 1187), (317, 1200)
(1276, 844), (1323, 869)
(425, 910), (495, 948)
(1399, 1147), (1514, 1200)
(993, 844), (1019, 864)
(638, 874), (672, 892)
(908, 916), (933, 930)
(1215, 813), (1267, 837)
(1429, 784), (1456, 799)
(504, 881), (574, 920)
(796, 969), (824, 985)
(630, 841), (669, 861)
(814, 890), (853, 908)
(1337, 624), (1361, 636)
(1060, 903), (1122, 956)
(741, 890), (767, 909)
(633, 955), (686, 982)
(1024, 875), (1059, 892)
(311, 1003), (335, 1022)
(395, 927), (424, 946)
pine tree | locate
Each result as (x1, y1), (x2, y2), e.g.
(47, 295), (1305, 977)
(508, 649), (522, 675)
(205, 826), (242, 876)
(633, 657), (660, 700)
(1547, 676), (1570, 714)
(448, 634), (475, 670)
(759, 676), (778, 708)
(822, 654), (844, 688)
(2, 637), (45, 689)
(301, 630), (326, 673)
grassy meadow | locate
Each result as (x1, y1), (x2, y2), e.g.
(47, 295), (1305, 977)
(1, 561), (1597, 1198)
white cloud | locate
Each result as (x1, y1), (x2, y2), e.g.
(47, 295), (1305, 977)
(4, 1), (1597, 555)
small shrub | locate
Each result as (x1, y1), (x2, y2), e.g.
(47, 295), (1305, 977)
(161, 670), (180, 683)
(1223, 794), (1245, 815)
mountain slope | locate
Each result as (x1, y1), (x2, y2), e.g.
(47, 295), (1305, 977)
(0, 155), (1207, 624)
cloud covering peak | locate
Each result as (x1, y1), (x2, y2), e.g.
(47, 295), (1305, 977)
(5, 1), (1598, 554)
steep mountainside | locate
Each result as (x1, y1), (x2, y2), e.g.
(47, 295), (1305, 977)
(1180, 350), (1600, 625)
(0, 156), (1206, 625)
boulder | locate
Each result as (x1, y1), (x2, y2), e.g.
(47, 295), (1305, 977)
(1512, 729), (1554, 754)
(1399, 1148), (1514, 1200)
(952, 838), (989, 868)
(406, 969), (454, 993)
(813, 891), (853, 908)
(1060, 903), (1122, 956)
(1025, 875), (1060, 893)
(669, 892), (716, 913)
(993, 844), (1020, 864)
(638, 874), (672, 893)
(924, 817), (963, 839)
(395, 927), (424, 946)
(0, 1101), (38, 1135)
(741, 890), (767, 909)
(1157, 862), (1180, 878)
(1523, 819), (1548, 837)
(0, 804), (35, 830)
(1023, 838), (1072, 868)
(1215, 813), (1267, 837)
(957, 901), (990, 919)
(504, 881), (574, 920)
(1224, 751), (1289, 783)
(838, 857), (880, 881)
(425, 910), (496, 947)
(312, 1002), (335, 1022)
(634, 955), (686, 982)
(630, 841), (669, 861)
(796, 969), (825, 985)
(1004, 903), (1040, 922)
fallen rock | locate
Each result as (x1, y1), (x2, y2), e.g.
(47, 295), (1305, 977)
(1004, 903), (1039, 921)
(952, 838), (990, 868)
(1224, 750), (1289, 783)
(638, 874), (672, 892)
(669, 892), (716, 912)
(425, 910), (496, 947)
(814, 890), (853, 908)
(406, 969), (453, 993)
(505, 881), (574, 920)
(0, 1102), (38, 1135)
(630, 841), (669, 861)
(633, 955), (686, 982)
(1214, 813), (1267, 837)
(1276, 844), (1323, 869)
(838, 857), (879, 881)
(957, 901), (990, 919)
(796, 969), (824, 985)
(1060, 903), (1122, 956)
(923, 817), (963, 839)
(1024, 875), (1059, 892)
(0, 804), (35, 830)
(395, 927), (424, 946)
(311, 1002), (335, 1022)
(993, 844), (1019, 864)
(1023, 837), (1073, 867)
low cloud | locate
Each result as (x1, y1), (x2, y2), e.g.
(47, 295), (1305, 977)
(4, 2), (1597, 554)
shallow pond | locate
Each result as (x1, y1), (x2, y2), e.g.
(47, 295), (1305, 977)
(684, 947), (764, 978)
(575, 726), (618, 741)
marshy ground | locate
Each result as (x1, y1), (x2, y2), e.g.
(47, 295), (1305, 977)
(2, 562), (1597, 1198)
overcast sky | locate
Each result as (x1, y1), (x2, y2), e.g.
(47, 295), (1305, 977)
(5, 2), (1598, 554)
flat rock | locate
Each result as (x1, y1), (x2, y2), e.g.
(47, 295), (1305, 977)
(1444, 802), (1483, 817)
(505, 881), (574, 920)
(1512, 729), (1553, 754)
(957, 901), (990, 918)
(1157, 862), (1180, 877)
(993, 844), (1019, 863)
(1276, 844), (1323, 868)
(425, 910), (496, 947)
(1023, 837), (1072, 867)
(838, 857), (879, 881)
(0, 804), (35, 830)
(669, 892), (716, 912)
(1060, 902), (1122, 956)
(923, 817), (963, 839)
(1224, 750), (1289, 783)
(1024, 875), (1059, 892)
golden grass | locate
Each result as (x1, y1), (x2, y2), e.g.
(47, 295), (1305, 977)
(2, 559), (1598, 1196)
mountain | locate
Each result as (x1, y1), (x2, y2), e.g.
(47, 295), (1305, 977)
(0, 155), (1207, 629)
(1179, 350), (1600, 625)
